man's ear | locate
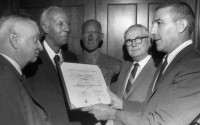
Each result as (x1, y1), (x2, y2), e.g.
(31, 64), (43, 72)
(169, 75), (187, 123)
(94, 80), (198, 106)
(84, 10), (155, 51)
(42, 24), (49, 33)
(9, 33), (19, 49)
(177, 19), (188, 33)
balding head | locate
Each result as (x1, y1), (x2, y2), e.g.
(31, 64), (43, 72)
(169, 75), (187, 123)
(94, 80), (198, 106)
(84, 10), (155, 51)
(0, 15), (42, 68)
(40, 6), (66, 29)
(82, 19), (102, 33)
(81, 19), (104, 52)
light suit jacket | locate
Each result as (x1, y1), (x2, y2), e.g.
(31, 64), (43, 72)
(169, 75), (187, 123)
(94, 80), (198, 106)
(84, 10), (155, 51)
(116, 44), (200, 125)
(78, 51), (122, 85)
(111, 57), (157, 112)
(0, 55), (50, 125)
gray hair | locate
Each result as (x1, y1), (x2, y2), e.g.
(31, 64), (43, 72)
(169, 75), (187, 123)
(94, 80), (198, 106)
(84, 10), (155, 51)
(40, 6), (64, 28)
(124, 24), (149, 39)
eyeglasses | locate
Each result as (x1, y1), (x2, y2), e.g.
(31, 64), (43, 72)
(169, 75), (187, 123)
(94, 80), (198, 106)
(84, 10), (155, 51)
(125, 36), (149, 47)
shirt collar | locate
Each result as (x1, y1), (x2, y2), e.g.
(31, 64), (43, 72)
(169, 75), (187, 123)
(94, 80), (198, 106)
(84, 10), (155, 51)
(43, 40), (63, 61)
(0, 53), (22, 75)
(167, 39), (192, 65)
(135, 55), (151, 68)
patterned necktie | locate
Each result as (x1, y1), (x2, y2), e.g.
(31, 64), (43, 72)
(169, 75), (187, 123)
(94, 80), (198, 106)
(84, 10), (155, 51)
(125, 63), (139, 94)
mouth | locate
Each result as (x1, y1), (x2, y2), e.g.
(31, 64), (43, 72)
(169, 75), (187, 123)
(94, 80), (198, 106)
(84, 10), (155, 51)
(154, 39), (161, 43)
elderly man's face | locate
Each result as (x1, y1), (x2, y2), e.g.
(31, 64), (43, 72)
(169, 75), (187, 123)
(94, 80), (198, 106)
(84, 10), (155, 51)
(150, 7), (179, 54)
(17, 21), (43, 64)
(47, 10), (70, 47)
(125, 28), (150, 60)
(82, 22), (103, 51)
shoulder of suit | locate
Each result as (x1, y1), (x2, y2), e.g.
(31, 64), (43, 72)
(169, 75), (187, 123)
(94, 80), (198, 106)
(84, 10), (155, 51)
(99, 52), (122, 65)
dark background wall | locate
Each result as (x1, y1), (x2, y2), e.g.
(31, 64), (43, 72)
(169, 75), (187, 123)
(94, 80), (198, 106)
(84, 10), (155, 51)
(1, 0), (200, 61)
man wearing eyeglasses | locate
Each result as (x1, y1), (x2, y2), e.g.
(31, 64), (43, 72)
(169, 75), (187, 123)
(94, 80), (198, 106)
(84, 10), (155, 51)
(82, 24), (158, 124)
(110, 24), (158, 110)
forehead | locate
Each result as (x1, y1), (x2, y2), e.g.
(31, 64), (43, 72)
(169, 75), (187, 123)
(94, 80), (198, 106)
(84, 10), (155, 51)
(125, 27), (145, 39)
(154, 7), (172, 21)
(83, 22), (101, 32)
(49, 10), (68, 22)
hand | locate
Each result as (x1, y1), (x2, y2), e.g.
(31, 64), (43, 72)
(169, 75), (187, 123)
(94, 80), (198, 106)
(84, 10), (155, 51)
(81, 103), (116, 121)
(107, 88), (123, 109)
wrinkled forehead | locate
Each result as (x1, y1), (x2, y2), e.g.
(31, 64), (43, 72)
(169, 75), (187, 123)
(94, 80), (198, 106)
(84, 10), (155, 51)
(48, 9), (68, 22)
(126, 27), (148, 39)
(82, 21), (101, 33)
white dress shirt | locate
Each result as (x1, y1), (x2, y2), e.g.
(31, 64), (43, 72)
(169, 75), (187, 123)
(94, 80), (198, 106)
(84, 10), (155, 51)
(124, 55), (151, 93)
(43, 40), (64, 66)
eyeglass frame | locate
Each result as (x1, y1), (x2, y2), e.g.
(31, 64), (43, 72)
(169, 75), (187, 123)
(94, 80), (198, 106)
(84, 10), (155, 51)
(125, 36), (149, 47)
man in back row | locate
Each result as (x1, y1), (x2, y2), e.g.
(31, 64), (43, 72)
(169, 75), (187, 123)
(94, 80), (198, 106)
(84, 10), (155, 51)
(82, 2), (200, 125)
(0, 15), (50, 125)
(78, 19), (122, 86)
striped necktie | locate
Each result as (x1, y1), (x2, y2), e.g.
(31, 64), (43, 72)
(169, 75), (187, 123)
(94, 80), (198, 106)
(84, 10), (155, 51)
(125, 63), (139, 94)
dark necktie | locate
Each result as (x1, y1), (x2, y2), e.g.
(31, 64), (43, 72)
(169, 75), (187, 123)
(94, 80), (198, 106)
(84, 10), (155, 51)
(54, 55), (60, 69)
(125, 63), (139, 94)
(154, 56), (168, 88)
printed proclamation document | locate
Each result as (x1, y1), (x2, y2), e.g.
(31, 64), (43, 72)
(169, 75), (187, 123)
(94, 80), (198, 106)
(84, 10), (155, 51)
(60, 62), (111, 110)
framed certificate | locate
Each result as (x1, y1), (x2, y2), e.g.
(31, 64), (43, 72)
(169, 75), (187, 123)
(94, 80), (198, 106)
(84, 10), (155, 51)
(58, 62), (111, 110)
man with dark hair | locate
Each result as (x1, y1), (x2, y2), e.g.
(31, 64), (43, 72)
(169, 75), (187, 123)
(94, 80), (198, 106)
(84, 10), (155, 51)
(78, 19), (122, 85)
(82, 2), (200, 125)
(0, 15), (49, 125)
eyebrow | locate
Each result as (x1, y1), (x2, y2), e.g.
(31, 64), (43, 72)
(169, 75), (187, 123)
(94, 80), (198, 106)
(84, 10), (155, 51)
(153, 18), (162, 23)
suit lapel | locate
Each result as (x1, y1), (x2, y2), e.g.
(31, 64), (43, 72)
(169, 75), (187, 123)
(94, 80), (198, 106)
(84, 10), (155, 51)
(0, 55), (48, 114)
(125, 58), (154, 99)
(153, 44), (194, 92)
(117, 61), (133, 98)
(39, 49), (64, 96)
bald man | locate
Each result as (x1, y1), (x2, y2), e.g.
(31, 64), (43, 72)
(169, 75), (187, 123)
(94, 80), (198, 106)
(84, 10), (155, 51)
(0, 15), (49, 125)
(78, 19), (122, 86)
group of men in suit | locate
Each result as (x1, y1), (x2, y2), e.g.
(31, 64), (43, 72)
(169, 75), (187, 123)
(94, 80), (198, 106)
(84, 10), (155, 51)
(1, 1), (200, 125)
(82, 2), (200, 125)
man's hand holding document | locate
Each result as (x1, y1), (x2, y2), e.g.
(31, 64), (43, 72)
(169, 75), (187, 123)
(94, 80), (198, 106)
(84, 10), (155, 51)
(60, 62), (111, 110)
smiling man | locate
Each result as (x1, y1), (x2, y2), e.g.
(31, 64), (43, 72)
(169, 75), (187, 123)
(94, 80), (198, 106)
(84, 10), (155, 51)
(23, 6), (81, 125)
(81, 2), (200, 125)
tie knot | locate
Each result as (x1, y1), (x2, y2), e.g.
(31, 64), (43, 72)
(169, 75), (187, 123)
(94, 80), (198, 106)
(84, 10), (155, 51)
(134, 63), (139, 67)
(54, 55), (60, 62)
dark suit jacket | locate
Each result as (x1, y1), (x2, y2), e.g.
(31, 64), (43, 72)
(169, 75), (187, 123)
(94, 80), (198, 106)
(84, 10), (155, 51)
(24, 44), (97, 125)
(78, 51), (122, 85)
(0, 55), (50, 125)
(111, 57), (157, 112)
(24, 46), (78, 125)
(116, 44), (200, 125)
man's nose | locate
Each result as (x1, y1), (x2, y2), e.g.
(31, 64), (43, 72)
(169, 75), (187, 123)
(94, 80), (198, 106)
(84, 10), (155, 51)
(38, 40), (43, 51)
(150, 24), (156, 36)
(63, 23), (70, 32)
(88, 34), (93, 41)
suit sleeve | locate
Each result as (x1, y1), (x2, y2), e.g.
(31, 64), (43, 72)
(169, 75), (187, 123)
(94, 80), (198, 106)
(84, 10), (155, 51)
(0, 79), (27, 125)
(116, 59), (200, 125)
(122, 100), (143, 112)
